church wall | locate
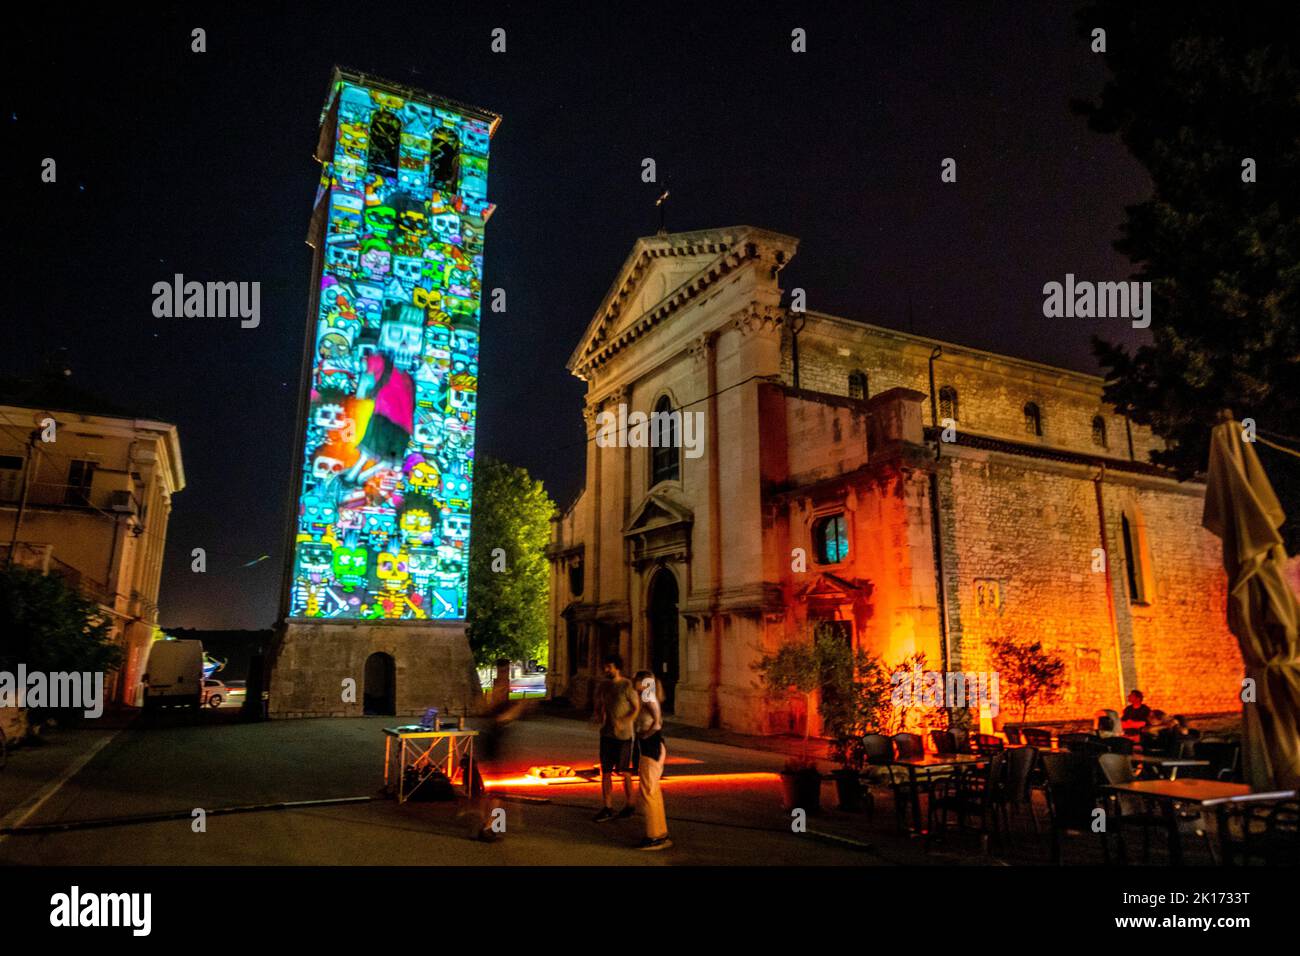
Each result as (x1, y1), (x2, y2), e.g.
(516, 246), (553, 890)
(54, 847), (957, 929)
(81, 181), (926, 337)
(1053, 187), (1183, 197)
(1121, 484), (1239, 714)
(788, 314), (1168, 461)
(937, 451), (1238, 723)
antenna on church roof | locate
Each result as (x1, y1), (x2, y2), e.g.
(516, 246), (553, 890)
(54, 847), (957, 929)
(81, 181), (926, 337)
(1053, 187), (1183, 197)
(655, 189), (670, 236)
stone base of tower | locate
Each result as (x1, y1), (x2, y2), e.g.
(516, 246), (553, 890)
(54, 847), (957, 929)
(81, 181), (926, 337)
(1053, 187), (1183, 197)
(268, 619), (482, 719)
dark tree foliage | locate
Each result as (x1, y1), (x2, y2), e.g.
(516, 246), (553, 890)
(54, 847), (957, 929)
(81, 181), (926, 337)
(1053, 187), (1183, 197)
(1073, 2), (1300, 549)
(0, 568), (122, 720)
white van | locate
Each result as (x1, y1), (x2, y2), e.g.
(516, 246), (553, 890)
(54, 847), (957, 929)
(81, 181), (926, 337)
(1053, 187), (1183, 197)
(142, 640), (204, 710)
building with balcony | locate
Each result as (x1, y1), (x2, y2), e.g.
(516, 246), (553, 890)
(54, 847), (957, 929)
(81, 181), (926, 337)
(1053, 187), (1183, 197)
(0, 385), (185, 707)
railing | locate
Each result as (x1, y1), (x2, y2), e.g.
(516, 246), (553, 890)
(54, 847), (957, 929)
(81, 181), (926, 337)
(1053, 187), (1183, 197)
(0, 544), (114, 607)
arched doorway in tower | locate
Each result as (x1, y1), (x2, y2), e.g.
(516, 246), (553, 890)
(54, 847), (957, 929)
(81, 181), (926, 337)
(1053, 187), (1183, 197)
(647, 568), (680, 714)
(363, 652), (396, 715)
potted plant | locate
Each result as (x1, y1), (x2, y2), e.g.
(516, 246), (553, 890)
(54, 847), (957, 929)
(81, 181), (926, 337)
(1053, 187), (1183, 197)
(819, 630), (893, 812)
(989, 638), (1066, 726)
(754, 630), (824, 811)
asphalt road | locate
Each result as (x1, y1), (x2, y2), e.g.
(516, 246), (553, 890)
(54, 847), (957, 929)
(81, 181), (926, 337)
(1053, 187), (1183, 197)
(0, 712), (887, 866)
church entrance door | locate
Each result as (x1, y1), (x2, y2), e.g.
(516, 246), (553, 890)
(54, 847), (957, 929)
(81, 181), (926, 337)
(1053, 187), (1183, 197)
(648, 568), (680, 713)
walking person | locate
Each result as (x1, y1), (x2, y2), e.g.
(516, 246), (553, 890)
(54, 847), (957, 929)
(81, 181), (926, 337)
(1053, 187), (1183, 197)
(632, 670), (672, 850)
(593, 655), (639, 822)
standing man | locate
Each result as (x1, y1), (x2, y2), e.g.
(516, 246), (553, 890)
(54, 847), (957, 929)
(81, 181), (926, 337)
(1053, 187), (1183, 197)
(593, 654), (640, 822)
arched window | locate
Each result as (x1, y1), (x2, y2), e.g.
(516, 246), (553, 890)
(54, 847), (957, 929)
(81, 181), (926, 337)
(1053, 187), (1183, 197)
(1092, 415), (1108, 448)
(649, 395), (680, 486)
(939, 386), (958, 422)
(1023, 402), (1042, 437)
(813, 513), (850, 564)
(429, 128), (460, 191)
(367, 110), (402, 174)
(848, 370), (868, 400)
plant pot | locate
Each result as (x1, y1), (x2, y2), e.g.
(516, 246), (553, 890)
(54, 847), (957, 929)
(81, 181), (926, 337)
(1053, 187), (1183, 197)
(779, 767), (823, 812)
(831, 768), (865, 812)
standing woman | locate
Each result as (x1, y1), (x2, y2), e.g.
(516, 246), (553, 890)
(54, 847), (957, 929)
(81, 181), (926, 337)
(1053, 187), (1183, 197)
(632, 670), (672, 850)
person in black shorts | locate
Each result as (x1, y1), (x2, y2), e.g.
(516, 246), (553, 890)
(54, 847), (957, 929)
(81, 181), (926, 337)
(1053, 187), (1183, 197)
(593, 655), (640, 822)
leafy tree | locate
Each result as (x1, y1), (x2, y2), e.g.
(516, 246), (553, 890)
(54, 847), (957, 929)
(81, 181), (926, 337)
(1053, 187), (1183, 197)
(465, 457), (556, 667)
(0, 568), (122, 721)
(1073, 2), (1300, 548)
(990, 638), (1067, 725)
(755, 621), (893, 768)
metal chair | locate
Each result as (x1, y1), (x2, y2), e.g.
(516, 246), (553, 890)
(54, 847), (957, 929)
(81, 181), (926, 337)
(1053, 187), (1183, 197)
(930, 730), (959, 755)
(1003, 744), (1040, 835)
(1099, 735), (1135, 755)
(1021, 727), (1054, 750)
(892, 732), (925, 760)
(1060, 732), (1105, 756)
(1185, 739), (1241, 782)
(974, 733), (1006, 756)
(1041, 751), (1109, 864)
(1214, 796), (1300, 866)
(928, 751), (1008, 854)
(1103, 752), (1216, 863)
(863, 733), (912, 830)
(1004, 726), (1023, 745)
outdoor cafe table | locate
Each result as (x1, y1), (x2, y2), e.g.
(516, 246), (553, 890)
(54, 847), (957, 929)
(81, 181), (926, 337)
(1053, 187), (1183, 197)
(383, 726), (478, 804)
(890, 754), (986, 832)
(1129, 753), (1210, 780)
(1103, 779), (1290, 865)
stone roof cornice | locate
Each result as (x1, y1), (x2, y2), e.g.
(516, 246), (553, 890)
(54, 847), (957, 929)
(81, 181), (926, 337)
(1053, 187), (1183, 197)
(567, 226), (798, 379)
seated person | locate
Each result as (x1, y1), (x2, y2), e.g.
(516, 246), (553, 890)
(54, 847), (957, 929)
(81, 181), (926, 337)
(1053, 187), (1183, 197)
(1120, 689), (1151, 737)
(1096, 709), (1122, 738)
(1166, 714), (1199, 756)
(1140, 709), (1175, 754)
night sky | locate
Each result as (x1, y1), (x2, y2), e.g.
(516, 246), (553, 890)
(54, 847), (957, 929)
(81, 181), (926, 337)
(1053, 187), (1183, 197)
(2, 3), (1150, 629)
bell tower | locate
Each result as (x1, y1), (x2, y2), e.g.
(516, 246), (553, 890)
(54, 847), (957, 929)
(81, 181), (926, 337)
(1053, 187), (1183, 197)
(268, 67), (500, 717)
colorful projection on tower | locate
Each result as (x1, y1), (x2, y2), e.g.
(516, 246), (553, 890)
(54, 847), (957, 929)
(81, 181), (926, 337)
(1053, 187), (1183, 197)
(289, 77), (494, 621)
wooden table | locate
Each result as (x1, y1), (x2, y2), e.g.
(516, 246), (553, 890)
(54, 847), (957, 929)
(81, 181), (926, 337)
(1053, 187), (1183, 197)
(1129, 754), (1210, 780)
(891, 754), (986, 832)
(1103, 779), (1264, 865)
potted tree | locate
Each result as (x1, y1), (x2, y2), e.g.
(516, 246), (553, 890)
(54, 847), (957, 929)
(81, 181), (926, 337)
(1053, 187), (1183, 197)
(756, 622), (896, 812)
(819, 631), (892, 811)
(754, 628), (824, 811)
(989, 638), (1067, 727)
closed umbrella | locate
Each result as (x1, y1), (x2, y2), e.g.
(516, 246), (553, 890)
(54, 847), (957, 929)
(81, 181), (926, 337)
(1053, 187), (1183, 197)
(1202, 416), (1300, 790)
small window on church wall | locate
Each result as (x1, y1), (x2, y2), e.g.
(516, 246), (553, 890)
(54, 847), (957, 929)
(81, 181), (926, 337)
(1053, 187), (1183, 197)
(1092, 415), (1107, 448)
(848, 370), (868, 400)
(1120, 512), (1152, 605)
(650, 396), (680, 486)
(1023, 402), (1042, 437)
(367, 110), (402, 174)
(813, 514), (849, 564)
(569, 560), (584, 598)
(939, 386), (958, 422)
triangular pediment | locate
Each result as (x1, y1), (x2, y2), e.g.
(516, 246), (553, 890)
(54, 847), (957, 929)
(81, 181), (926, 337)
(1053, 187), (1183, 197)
(796, 572), (873, 603)
(567, 226), (799, 377)
(623, 492), (694, 535)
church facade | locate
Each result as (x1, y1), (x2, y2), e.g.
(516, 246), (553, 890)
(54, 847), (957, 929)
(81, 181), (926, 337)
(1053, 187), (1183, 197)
(546, 226), (1241, 735)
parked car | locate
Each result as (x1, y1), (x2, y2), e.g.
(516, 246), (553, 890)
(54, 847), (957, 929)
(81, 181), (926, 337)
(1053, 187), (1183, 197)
(201, 679), (231, 708)
(222, 680), (248, 708)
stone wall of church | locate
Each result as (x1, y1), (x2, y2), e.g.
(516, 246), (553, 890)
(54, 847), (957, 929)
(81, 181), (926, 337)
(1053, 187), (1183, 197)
(936, 452), (1239, 723)
(785, 314), (1168, 462)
